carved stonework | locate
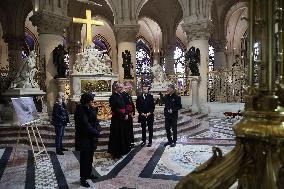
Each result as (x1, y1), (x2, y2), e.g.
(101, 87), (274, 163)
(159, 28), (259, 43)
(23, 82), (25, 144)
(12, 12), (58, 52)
(30, 10), (70, 35)
(182, 21), (213, 41)
(73, 43), (112, 75)
(10, 51), (39, 88)
(150, 63), (172, 90)
(115, 24), (140, 43)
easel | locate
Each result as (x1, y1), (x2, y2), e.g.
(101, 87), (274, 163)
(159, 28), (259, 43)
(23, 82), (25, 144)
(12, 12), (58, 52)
(12, 119), (49, 165)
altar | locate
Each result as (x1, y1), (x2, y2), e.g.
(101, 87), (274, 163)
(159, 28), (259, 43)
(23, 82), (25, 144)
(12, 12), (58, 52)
(69, 73), (118, 119)
(68, 40), (119, 118)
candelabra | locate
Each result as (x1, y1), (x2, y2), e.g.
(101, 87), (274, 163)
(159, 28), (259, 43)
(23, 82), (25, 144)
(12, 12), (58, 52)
(175, 0), (284, 188)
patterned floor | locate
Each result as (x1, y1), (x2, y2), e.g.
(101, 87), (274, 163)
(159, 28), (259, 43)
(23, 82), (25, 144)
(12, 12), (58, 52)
(0, 117), (239, 189)
(140, 143), (234, 180)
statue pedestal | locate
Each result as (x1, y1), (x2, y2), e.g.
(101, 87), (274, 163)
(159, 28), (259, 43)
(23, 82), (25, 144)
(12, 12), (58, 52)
(56, 78), (70, 93)
(189, 76), (200, 112)
(2, 88), (45, 97)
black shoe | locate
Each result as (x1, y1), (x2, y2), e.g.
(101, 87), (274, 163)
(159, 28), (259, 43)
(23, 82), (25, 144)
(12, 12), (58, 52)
(140, 142), (146, 147)
(170, 142), (176, 147)
(164, 142), (172, 147)
(88, 174), (98, 179)
(147, 143), (152, 147)
(80, 179), (90, 187)
(61, 148), (68, 151)
(56, 150), (64, 155)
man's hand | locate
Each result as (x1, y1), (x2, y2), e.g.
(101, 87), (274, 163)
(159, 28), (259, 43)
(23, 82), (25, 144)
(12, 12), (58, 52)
(168, 109), (172, 114)
(146, 112), (151, 117)
(125, 115), (129, 120)
(141, 113), (146, 117)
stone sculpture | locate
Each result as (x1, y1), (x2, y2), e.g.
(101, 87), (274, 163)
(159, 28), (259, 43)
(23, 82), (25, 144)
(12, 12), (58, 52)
(122, 50), (133, 79)
(10, 51), (39, 88)
(73, 43), (112, 75)
(185, 46), (201, 76)
(53, 44), (69, 78)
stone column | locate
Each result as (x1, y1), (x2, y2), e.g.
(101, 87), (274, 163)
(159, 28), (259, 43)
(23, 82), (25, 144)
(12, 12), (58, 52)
(164, 44), (176, 74)
(189, 76), (201, 112)
(115, 24), (139, 86)
(152, 51), (160, 65)
(212, 40), (227, 70)
(30, 11), (69, 112)
(3, 35), (24, 77)
(183, 21), (212, 106)
(68, 41), (81, 99)
(68, 41), (81, 74)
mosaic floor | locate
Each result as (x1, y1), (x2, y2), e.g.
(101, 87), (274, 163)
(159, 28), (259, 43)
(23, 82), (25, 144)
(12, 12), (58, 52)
(0, 117), (239, 189)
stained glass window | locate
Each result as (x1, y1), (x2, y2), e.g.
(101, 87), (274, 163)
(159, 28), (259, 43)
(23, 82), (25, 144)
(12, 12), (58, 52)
(93, 35), (110, 54)
(207, 45), (216, 102)
(136, 39), (151, 76)
(174, 44), (185, 74)
(209, 45), (214, 72)
(253, 41), (260, 83)
(22, 31), (36, 59)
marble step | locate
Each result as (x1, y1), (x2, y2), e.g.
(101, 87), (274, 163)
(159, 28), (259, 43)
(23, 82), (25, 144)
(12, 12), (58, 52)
(0, 112), (207, 148)
(0, 112), (200, 139)
(0, 116), (203, 148)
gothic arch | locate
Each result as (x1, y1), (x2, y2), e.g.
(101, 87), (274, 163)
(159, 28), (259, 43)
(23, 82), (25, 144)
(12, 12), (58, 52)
(138, 17), (161, 52)
(225, 3), (248, 52)
(220, 0), (248, 40)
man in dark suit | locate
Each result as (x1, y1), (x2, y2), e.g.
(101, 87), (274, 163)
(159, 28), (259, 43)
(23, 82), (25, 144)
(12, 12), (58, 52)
(163, 84), (182, 147)
(136, 85), (155, 147)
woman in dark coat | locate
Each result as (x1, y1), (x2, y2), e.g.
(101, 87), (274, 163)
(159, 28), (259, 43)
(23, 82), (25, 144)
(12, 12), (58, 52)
(74, 93), (101, 188)
(52, 92), (69, 155)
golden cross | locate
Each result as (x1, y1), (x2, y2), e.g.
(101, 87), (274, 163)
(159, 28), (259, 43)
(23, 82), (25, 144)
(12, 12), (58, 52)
(73, 10), (104, 46)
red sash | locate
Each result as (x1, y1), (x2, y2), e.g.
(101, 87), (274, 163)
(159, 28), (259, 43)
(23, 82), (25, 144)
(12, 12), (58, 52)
(126, 104), (133, 112)
(119, 108), (126, 114)
(112, 108), (126, 116)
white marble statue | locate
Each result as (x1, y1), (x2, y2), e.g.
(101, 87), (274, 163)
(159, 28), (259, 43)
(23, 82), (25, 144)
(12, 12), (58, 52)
(10, 51), (39, 88)
(150, 63), (171, 89)
(73, 43), (112, 75)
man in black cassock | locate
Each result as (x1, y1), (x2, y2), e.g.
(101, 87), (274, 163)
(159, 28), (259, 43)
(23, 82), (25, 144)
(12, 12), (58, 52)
(122, 83), (135, 148)
(163, 84), (182, 147)
(136, 85), (155, 147)
(108, 83), (131, 158)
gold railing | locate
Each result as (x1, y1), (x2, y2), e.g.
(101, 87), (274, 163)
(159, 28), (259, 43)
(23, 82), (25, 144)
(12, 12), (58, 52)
(207, 66), (246, 103)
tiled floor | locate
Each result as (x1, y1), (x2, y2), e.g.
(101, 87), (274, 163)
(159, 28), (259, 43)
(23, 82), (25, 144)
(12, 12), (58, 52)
(0, 117), (239, 189)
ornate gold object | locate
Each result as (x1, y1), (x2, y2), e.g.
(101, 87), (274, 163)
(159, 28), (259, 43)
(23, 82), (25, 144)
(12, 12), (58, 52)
(176, 0), (284, 188)
(73, 10), (104, 46)
(81, 80), (111, 93)
(92, 101), (111, 120)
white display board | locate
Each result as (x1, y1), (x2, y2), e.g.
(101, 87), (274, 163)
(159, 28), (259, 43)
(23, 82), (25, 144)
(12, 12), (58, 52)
(11, 97), (39, 126)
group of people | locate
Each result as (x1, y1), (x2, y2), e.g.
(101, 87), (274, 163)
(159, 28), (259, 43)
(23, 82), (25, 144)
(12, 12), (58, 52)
(51, 82), (182, 187)
(108, 82), (182, 158)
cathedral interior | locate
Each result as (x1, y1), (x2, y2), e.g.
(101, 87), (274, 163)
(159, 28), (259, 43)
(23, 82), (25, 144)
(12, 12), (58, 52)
(0, 0), (283, 188)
